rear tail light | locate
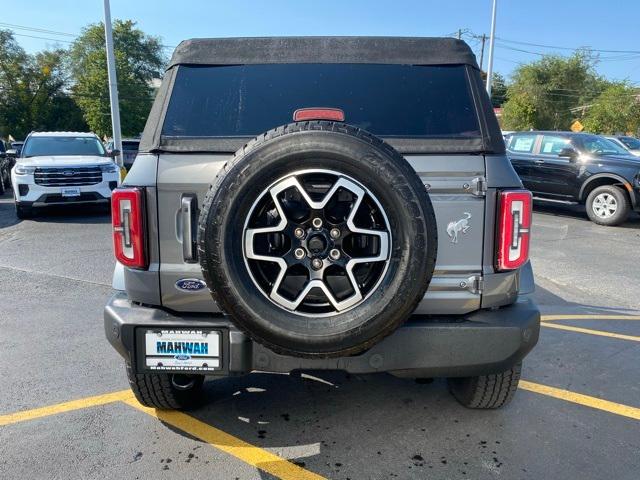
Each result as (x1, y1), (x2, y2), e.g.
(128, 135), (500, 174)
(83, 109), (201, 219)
(293, 107), (345, 122)
(112, 187), (147, 269)
(496, 190), (532, 271)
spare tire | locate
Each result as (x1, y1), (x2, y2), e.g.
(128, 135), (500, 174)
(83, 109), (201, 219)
(198, 121), (437, 358)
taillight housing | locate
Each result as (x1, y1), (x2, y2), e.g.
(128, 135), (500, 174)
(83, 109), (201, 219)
(496, 190), (532, 271)
(112, 187), (147, 269)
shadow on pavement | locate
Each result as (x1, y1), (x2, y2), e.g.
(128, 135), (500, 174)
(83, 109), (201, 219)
(29, 204), (111, 225)
(174, 371), (473, 477)
(0, 195), (19, 229)
(0, 190), (110, 226)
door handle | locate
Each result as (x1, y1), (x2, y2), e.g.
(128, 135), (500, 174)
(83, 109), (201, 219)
(181, 195), (198, 263)
(534, 159), (545, 164)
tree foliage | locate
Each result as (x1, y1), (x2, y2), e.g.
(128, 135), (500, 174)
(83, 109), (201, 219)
(0, 30), (86, 139)
(68, 20), (165, 138)
(582, 83), (640, 134)
(490, 72), (508, 108)
(502, 52), (609, 131)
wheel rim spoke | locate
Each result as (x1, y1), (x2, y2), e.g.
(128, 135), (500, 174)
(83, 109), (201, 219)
(243, 170), (392, 316)
(593, 193), (617, 218)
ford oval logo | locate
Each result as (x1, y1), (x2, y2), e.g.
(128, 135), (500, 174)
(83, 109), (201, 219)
(175, 278), (207, 292)
(174, 354), (191, 361)
(63, 170), (75, 176)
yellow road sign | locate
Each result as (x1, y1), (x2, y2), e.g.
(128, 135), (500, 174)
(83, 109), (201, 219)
(571, 120), (584, 132)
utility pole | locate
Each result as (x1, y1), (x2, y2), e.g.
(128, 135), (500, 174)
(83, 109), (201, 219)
(485, 0), (498, 97)
(457, 29), (462, 40)
(479, 34), (487, 71)
(103, 0), (123, 167)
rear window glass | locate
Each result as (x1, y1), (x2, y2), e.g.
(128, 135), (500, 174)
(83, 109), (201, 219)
(162, 64), (480, 138)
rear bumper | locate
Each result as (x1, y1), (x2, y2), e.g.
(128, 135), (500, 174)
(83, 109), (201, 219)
(104, 292), (539, 378)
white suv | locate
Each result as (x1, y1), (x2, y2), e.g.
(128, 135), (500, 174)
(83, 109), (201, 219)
(11, 132), (121, 218)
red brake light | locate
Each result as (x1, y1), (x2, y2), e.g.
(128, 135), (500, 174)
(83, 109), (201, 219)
(497, 190), (532, 271)
(112, 187), (147, 269)
(293, 108), (345, 122)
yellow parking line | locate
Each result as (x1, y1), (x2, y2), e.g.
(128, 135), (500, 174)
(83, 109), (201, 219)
(520, 380), (640, 421)
(542, 314), (640, 322)
(122, 397), (326, 480)
(541, 322), (640, 342)
(0, 389), (133, 427)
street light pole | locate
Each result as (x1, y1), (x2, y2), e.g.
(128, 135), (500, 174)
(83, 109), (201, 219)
(103, 0), (123, 167)
(485, 0), (498, 98)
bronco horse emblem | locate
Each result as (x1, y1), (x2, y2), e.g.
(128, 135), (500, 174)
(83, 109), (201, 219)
(446, 212), (471, 243)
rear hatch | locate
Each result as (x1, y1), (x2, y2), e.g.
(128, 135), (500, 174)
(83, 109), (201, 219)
(153, 63), (489, 315)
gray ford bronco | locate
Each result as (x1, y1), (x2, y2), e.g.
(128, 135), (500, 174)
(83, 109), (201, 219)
(104, 37), (540, 410)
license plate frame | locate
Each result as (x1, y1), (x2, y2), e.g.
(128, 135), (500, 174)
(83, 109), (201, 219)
(61, 187), (81, 197)
(141, 328), (223, 373)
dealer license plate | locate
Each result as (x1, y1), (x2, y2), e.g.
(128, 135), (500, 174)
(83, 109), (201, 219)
(144, 329), (220, 372)
(61, 187), (81, 197)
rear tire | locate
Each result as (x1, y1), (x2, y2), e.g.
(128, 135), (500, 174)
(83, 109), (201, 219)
(0, 172), (5, 195)
(126, 363), (205, 410)
(448, 362), (522, 409)
(585, 185), (630, 226)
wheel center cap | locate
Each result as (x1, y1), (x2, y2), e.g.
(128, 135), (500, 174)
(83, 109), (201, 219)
(307, 233), (327, 254)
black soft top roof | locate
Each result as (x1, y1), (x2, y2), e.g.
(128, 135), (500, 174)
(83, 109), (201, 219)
(140, 37), (504, 154)
(167, 36), (479, 69)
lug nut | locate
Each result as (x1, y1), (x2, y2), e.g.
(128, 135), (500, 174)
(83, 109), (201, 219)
(311, 258), (323, 270)
(294, 227), (305, 239)
(329, 249), (341, 260)
(294, 248), (305, 259)
(330, 228), (341, 239)
(312, 217), (323, 229)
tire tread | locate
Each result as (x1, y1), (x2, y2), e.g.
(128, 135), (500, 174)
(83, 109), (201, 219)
(449, 362), (522, 409)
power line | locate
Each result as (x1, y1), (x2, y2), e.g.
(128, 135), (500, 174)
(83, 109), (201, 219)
(0, 22), (76, 37)
(495, 36), (640, 55)
(6, 32), (74, 44)
(0, 22), (176, 50)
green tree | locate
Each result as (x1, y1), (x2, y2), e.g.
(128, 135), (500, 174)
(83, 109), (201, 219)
(490, 72), (508, 107)
(502, 51), (609, 131)
(68, 20), (165, 138)
(0, 30), (86, 139)
(582, 83), (640, 134)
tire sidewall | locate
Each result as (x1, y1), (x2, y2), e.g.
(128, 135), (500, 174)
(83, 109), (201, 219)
(586, 185), (629, 226)
(200, 127), (437, 356)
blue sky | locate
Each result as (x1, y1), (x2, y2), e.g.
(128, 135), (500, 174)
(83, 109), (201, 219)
(4, 0), (640, 83)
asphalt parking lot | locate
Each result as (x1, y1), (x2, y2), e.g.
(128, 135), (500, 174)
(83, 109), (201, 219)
(0, 192), (639, 480)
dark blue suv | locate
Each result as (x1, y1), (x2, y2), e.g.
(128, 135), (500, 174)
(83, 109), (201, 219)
(506, 131), (640, 225)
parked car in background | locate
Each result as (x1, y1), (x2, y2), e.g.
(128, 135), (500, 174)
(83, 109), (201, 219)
(505, 131), (640, 225)
(11, 132), (121, 218)
(11, 141), (24, 157)
(605, 135), (640, 157)
(0, 140), (9, 194)
(106, 138), (140, 170)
